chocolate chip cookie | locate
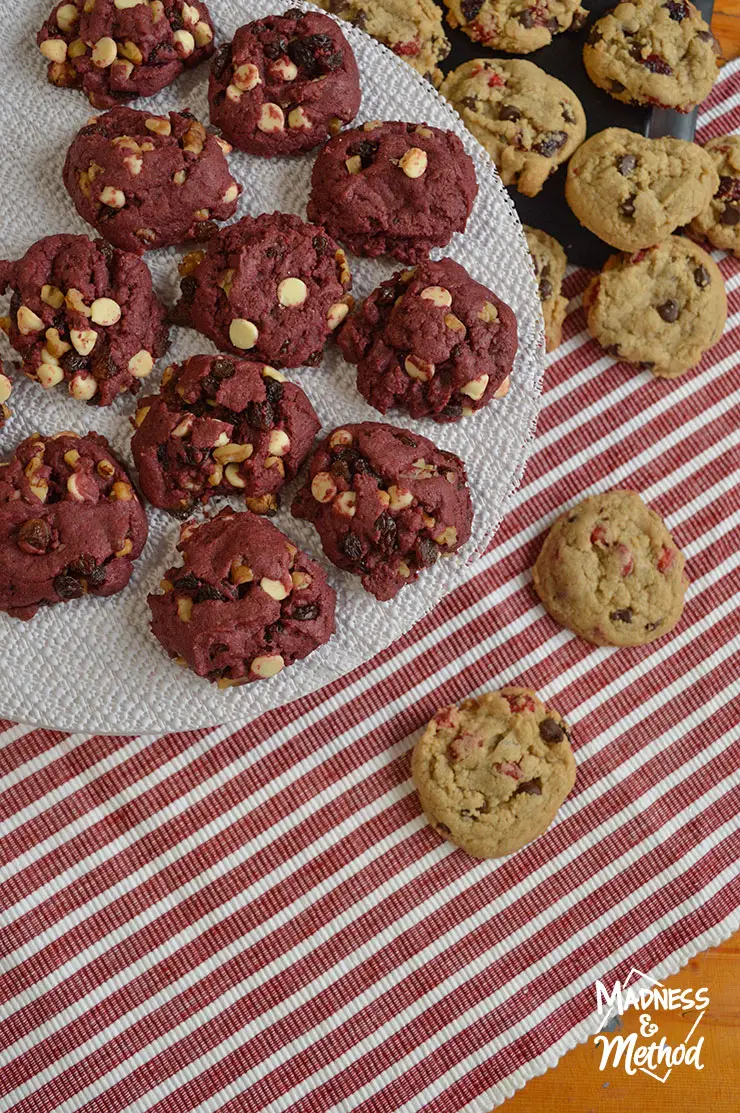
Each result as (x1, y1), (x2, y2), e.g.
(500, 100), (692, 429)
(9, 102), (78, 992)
(582, 237), (726, 378)
(443, 0), (587, 54)
(37, 0), (215, 109)
(149, 507), (336, 686)
(0, 431), (148, 620)
(132, 355), (319, 514)
(583, 0), (719, 114)
(439, 59), (586, 197)
(524, 226), (568, 352)
(412, 686), (576, 859)
(172, 212), (352, 369)
(688, 135), (740, 257)
(64, 107), (241, 255)
(533, 489), (688, 647)
(317, 0), (451, 86)
(566, 128), (719, 252)
(0, 234), (169, 406)
(208, 10), (361, 156)
(306, 120), (478, 263)
(291, 422), (473, 601)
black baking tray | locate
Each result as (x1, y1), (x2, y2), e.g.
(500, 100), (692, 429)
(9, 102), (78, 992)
(433, 0), (716, 268)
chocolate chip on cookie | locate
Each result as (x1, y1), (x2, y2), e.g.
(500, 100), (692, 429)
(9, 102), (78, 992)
(688, 135), (740, 257)
(149, 507), (336, 686)
(318, 0), (450, 86)
(523, 226), (568, 351)
(533, 489), (689, 646)
(412, 686), (576, 858)
(444, 0), (587, 54)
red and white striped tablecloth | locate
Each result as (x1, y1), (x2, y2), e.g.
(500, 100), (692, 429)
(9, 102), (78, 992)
(1, 65), (739, 1113)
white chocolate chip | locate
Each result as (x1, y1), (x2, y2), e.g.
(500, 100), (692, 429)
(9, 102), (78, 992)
(177, 596), (193, 623)
(270, 56), (297, 80)
(224, 463), (247, 488)
(173, 29), (195, 57)
(288, 107), (311, 130)
(124, 153), (143, 175)
(388, 484), (413, 510)
(494, 375), (510, 398)
(226, 84), (243, 102)
(291, 570), (312, 590)
(335, 248), (350, 285)
(128, 350), (153, 378)
(230, 560), (253, 585)
(0, 374), (11, 403)
(68, 38), (87, 59)
(444, 313), (466, 334)
(277, 277), (307, 307)
(17, 306), (44, 334)
(329, 428), (353, 449)
(415, 126), (433, 138)
(262, 366), (286, 382)
(69, 374), (98, 401)
(173, 169), (187, 185)
(44, 327), (70, 358)
(333, 491), (356, 518)
(233, 62), (261, 90)
(267, 429), (290, 457)
(41, 284), (64, 309)
(420, 285), (452, 308)
(145, 116), (171, 137)
(99, 185), (125, 208)
(460, 373), (489, 401)
(479, 301), (499, 323)
(345, 155), (362, 175)
(134, 404), (150, 427)
(215, 136), (232, 154)
(213, 441), (253, 464)
(181, 2), (200, 25)
(111, 480), (133, 501)
(250, 654), (285, 679)
(404, 354), (435, 382)
(171, 415), (194, 437)
(194, 21), (213, 47)
(56, 3), (80, 31)
(66, 473), (94, 501)
(222, 183), (239, 204)
(260, 577), (290, 601)
(37, 363), (64, 389)
(70, 328), (97, 355)
(113, 59), (135, 81)
(118, 40), (143, 64)
(40, 39), (68, 63)
(90, 297), (121, 326)
(229, 318), (259, 349)
(311, 471), (337, 503)
(258, 103), (285, 133)
(433, 525), (458, 547)
(398, 147), (427, 178)
(115, 0), (147, 7)
(92, 37), (117, 68)
(65, 287), (91, 316)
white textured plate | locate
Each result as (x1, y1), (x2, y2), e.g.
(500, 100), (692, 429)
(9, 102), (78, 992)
(0, 0), (544, 734)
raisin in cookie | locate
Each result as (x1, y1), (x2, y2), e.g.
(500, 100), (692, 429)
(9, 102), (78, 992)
(439, 59), (586, 197)
(64, 107), (240, 255)
(533, 489), (688, 647)
(317, 0), (450, 86)
(0, 363), (11, 433)
(338, 257), (517, 422)
(524, 226), (568, 352)
(0, 431), (148, 620)
(37, 0), (215, 109)
(0, 234), (169, 406)
(306, 120), (478, 263)
(132, 356), (319, 514)
(444, 0), (587, 55)
(583, 0), (718, 114)
(566, 128), (719, 252)
(292, 422), (473, 601)
(173, 212), (352, 369)
(208, 10), (361, 157)
(412, 687), (576, 859)
(688, 135), (740, 257)
(149, 507), (336, 686)
(583, 237), (726, 378)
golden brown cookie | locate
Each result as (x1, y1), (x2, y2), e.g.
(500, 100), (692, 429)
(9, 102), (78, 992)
(688, 135), (740, 257)
(533, 489), (688, 647)
(444, 0), (587, 54)
(412, 686), (576, 859)
(524, 225), (568, 351)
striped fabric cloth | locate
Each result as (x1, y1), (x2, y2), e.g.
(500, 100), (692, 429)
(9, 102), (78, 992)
(1, 65), (739, 1113)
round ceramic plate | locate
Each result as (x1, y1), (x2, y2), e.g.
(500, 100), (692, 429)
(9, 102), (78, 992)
(0, 0), (544, 733)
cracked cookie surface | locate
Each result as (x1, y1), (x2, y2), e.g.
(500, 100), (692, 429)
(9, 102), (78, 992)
(338, 257), (517, 422)
(149, 507), (336, 686)
(439, 58), (586, 197)
(412, 686), (576, 859)
(208, 9), (361, 156)
(524, 226), (568, 352)
(566, 128), (719, 252)
(688, 135), (740, 257)
(443, 0), (587, 54)
(533, 488), (688, 646)
(582, 0), (718, 113)
(582, 236), (726, 378)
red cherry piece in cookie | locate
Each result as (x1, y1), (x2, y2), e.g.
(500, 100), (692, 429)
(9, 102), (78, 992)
(495, 760), (523, 780)
(617, 542), (634, 576)
(657, 544), (676, 572)
(504, 692), (536, 713)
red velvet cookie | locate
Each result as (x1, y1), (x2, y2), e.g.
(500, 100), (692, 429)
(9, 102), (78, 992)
(338, 257), (517, 422)
(131, 355), (320, 514)
(292, 421), (473, 601)
(37, 0), (215, 109)
(173, 212), (353, 368)
(149, 507), (336, 686)
(63, 107), (241, 255)
(209, 9), (361, 156)
(0, 431), (148, 620)
(0, 234), (169, 406)
(306, 120), (478, 263)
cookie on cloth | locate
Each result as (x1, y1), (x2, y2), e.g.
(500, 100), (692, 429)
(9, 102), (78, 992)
(131, 355), (319, 514)
(0, 431), (148, 621)
(63, 107), (241, 255)
(291, 421), (473, 601)
(208, 9), (361, 156)
(582, 0), (719, 113)
(0, 234), (169, 406)
(565, 128), (719, 252)
(337, 257), (516, 422)
(582, 236), (726, 378)
(173, 212), (353, 369)
(149, 507), (336, 686)
(523, 226), (568, 352)
(37, 0), (215, 109)
(533, 488), (688, 646)
(439, 59), (586, 197)
(443, 0), (587, 54)
(412, 686), (576, 859)
(688, 135), (740, 257)
(306, 120), (478, 263)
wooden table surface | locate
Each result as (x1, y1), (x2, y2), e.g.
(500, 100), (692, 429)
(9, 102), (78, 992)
(502, 6), (740, 1111)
